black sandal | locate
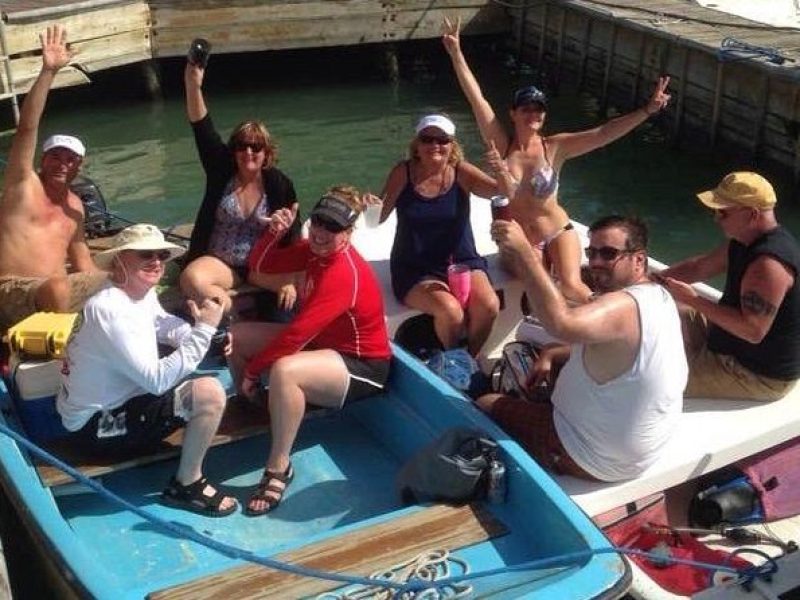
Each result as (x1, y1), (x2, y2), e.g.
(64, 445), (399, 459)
(245, 463), (294, 517)
(161, 476), (238, 517)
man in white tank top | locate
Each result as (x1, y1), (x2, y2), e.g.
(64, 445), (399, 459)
(482, 215), (687, 481)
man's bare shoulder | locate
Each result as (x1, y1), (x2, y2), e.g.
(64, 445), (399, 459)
(0, 170), (42, 211)
(65, 188), (86, 216)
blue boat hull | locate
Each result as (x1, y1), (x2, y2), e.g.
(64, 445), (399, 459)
(0, 345), (630, 598)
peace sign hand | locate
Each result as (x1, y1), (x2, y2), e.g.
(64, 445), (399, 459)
(441, 16), (462, 57)
(643, 75), (671, 116)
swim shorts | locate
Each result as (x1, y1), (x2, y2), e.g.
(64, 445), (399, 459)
(0, 272), (107, 331)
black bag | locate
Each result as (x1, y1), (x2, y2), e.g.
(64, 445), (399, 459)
(397, 427), (498, 505)
(490, 341), (551, 402)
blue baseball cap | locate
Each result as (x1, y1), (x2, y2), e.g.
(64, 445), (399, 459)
(311, 195), (359, 231)
(512, 86), (548, 110)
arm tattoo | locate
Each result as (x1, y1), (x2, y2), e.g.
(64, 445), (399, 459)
(741, 291), (777, 317)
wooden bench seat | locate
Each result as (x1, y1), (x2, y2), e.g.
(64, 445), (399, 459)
(557, 387), (800, 518)
(148, 503), (508, 599)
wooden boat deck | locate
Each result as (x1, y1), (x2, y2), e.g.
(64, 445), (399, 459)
(148, 503), (508, 599)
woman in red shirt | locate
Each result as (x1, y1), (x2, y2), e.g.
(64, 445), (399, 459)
(229, 185), (392, 516)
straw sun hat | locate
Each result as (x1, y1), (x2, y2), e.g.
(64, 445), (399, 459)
(94, 224), (185, 269)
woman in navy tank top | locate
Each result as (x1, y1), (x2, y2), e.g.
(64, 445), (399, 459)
(377, 114), (501, 356)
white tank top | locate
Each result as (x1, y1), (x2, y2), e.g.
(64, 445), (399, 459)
(552, 283), (688, 481)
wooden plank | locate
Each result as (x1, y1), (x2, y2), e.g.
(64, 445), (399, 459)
(149, 504), (509, 600)
(2, 0), (138, 22)
(5, 31), (150, 93)
(0, 65), (89, 96)
(3, 2), (150, 54)
(37, 397), (269, 487)
(151, 4), (504, 56)
(151, 0), (494, 26)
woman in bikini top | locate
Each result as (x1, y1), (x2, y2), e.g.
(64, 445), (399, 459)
(443, 16), (671, 303)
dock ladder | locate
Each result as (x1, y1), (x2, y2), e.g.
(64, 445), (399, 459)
(0, 18), (19, 128)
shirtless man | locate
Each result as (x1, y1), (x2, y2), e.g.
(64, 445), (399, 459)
(480, 216), (687, 481)
(0, 25), (105, 331)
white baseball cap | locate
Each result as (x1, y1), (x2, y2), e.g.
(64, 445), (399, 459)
(42, 134), (86, 158)
(415, 114), (456, 137)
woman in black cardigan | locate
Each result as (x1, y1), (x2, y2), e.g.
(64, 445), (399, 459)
(180, 58), (301, 315)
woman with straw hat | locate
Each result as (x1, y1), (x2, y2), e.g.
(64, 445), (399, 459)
(57, 223), (237, 517)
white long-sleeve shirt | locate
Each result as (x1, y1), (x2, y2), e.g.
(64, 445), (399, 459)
(57, 283), (215, 431)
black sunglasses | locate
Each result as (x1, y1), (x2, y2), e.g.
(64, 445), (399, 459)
(418, 134), (452, 145)
(310, 214), (347, 233)
(584, 246), (630, 261)
(234, 141), (265, 153)
(135, 249), (172, 262)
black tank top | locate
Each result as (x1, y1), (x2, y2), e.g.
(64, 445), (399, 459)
(708, 226), (800, 380)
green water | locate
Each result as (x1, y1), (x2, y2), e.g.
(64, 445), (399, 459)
(2, 37), (799, 267)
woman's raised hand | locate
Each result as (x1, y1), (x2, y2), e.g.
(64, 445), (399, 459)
(360, 191), (382, 207)
(441, 16), (462, 57)
(184, 61), (204, 89)
(261, 203), (298, 235)
(644, 75), (671, 116)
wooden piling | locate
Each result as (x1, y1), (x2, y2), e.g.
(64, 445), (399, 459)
(710, 61), (725, 147)
(537, 2), (549, 68)
(601, 23), (618, 116)
(578, 17), (592, 90)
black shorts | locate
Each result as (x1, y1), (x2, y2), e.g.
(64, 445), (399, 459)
(340, 355), (391, 407)
(67, 382), (191, 457)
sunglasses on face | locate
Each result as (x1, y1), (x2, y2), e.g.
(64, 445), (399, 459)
(310, 214), (347, 234)
(135, 249), (172, 262)
(234, 141), (266, 153)
(714, 207), (746, 220)
(418, 134), (452, 145)
(584, 246), (630, 261)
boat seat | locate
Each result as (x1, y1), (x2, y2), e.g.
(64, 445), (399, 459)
(556, 387), (800, 517)
(36, 398), (270, 487)
(148, 503), (508, 599)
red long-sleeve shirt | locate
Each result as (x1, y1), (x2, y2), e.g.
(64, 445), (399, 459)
(245, 229), (392, 378)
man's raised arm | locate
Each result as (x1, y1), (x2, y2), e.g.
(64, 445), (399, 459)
(2, 25), (71, 195)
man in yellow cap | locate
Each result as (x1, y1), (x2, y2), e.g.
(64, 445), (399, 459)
(661, 171), (800, 400)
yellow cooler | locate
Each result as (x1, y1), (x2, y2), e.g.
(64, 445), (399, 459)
(7, 312), (79, 360)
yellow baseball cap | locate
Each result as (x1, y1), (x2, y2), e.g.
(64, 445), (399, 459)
(697, 171), (776, 210)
